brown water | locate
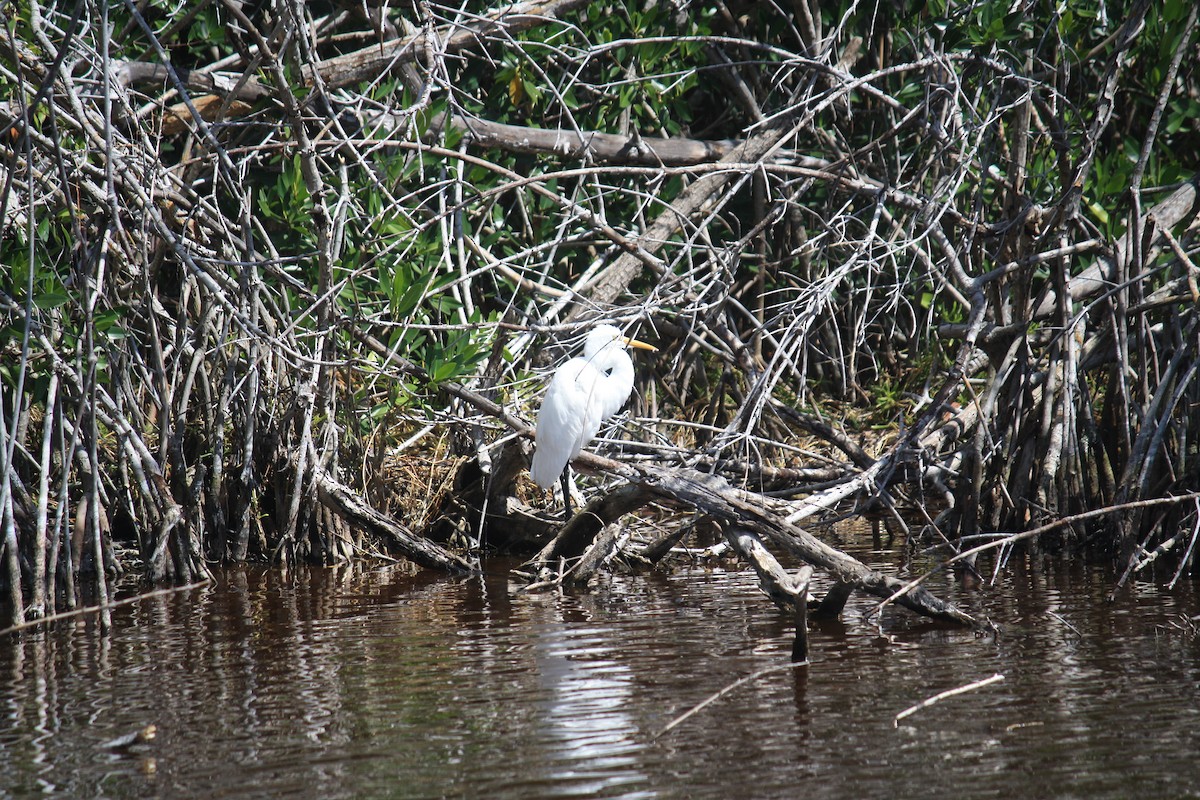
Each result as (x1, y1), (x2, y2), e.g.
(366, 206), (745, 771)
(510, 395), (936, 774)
(2, 549), (1199, 799)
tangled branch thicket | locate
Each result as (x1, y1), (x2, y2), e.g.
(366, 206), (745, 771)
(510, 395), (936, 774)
(1, 0), (1198, 626)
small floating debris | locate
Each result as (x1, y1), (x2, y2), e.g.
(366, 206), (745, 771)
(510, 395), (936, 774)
(893, 674), (1005, 727)
(100, 724), (157, 751)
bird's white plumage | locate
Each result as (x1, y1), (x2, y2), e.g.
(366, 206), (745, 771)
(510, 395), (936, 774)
(530, 324), (647, 490)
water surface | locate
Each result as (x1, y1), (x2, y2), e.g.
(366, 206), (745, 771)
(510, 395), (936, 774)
(2, 549), (1198, 799)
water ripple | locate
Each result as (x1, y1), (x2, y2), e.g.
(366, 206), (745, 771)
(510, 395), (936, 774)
(0, 561), (1198, 799)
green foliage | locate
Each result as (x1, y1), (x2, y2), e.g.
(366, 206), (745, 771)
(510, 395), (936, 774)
(0, 207), (81, 390)
(1, 0), (1196, 576)
(250, 131), (493, 414)
(483, 2), (710, 136)
(925, 0), (1037, 45)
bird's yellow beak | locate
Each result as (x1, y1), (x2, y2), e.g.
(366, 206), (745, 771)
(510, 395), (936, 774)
(622, 336), (658, 352)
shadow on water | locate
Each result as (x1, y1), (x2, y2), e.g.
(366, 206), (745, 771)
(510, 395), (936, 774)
(2, 553), (1200, 799)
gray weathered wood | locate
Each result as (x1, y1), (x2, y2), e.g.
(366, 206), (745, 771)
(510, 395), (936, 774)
(314, 470), (474, 573)
(573, 453), (983, 628)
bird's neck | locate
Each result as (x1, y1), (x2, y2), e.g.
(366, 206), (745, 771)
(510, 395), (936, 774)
(590, 349), (634, 420)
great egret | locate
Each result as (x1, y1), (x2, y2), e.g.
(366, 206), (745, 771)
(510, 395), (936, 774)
(530, 324), (657, 517)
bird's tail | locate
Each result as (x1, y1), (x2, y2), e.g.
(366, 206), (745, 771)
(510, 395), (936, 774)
(529, 445), (560, 490)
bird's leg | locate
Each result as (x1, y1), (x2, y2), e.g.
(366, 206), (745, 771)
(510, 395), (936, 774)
(560, 467), (574, 521)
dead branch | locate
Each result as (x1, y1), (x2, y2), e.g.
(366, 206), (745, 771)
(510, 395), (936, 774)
(429, 112), (748, 166)
(313, 469), (473, 573)
(312, 0), (592, 90)
(515, 448), (984, 627)
(723, 525), (812, 613)
(526, 483), (656, 576)
(893, 674), (1005, 727)
(568, 114), (802, 314)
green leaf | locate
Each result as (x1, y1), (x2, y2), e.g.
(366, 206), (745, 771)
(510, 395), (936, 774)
(34, 291), (70, 310)
(1086, 198), (1110, 226)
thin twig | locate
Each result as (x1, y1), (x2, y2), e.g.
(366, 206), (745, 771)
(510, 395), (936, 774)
(655, 662), (807, 738)
(869, 493), (1200, 620)
(0, 579), (212, 637)
(893, 673), (1005, 727)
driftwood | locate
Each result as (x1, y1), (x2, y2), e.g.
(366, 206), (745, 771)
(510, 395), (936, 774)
(636, 517), (713, 566)
(622, 460), (981, 628)
(561, 521), (629, 588)
(893, 674), (1006, 727)
(511, 442), (983, 628)
(723, 526), (812, 613)
(527, 482), (655, 572)
(724, 525), (814, 662)
(313, 470), (473, 573)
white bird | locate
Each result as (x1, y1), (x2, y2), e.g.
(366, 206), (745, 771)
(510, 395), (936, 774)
(530, 324), (657, 517)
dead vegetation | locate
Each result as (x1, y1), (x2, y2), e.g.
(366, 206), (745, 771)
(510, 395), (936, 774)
(1, 0), (1198, 630)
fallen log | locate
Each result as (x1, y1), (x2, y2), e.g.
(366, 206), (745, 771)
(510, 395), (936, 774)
(564, 522), (627, 587)
(518, 451), (985, 628)
(628, 462), (982, 628)
(406, 343), (982, 627)
(529, 483), (654, 565)
(313, 468), (474, 573)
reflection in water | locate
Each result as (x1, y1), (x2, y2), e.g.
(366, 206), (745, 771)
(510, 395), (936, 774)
(531, 619), (645, 796)
(0, 557), (1198, 799)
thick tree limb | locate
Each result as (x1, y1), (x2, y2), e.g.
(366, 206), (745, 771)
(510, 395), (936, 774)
(594, 460), (982, 628)
(564, 521), (627, 586)
(569, 116), (801, 313)
(529, 451), (983, 627)
(429, 112), (746, 166)
(527, 482), (655, 571)
(312, 0), (592, 91)
(724, 525), (813, 612)
(314, 468), (474, 573)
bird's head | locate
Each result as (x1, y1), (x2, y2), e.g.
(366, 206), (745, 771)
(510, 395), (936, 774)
(584, 324), (657, 357)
